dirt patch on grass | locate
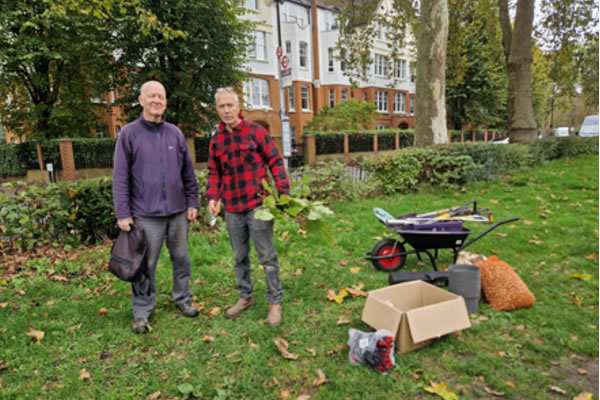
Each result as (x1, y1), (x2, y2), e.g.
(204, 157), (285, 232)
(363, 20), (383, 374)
(549, 355), (599, 395)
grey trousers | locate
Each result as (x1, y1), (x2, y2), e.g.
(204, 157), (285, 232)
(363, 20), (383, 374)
(132, 211), (193, 319)
(225, 209), (283, 304)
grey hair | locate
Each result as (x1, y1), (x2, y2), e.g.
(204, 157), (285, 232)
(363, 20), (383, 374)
(140, 80), (165, 97)
(215, 87), (239, 104)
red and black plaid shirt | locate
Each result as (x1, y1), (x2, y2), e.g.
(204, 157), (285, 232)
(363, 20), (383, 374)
(206, 116), (290, 213)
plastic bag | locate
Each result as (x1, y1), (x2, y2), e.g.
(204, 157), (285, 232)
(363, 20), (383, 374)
(347, 328), (395, 375)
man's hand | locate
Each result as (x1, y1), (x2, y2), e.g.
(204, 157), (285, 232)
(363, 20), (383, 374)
(208, 199), (221, 217)
(187, 208), (198, 221)
(117, 217), (133, 232)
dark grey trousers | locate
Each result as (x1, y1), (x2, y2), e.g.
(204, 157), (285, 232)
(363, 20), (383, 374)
(225, 209), (283, 304)
(132, 211), (193, 319)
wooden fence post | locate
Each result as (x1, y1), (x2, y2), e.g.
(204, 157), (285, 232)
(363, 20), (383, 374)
(373, 133), (378, 154)
(395, 132), (399, 149)
(304, 135), (316, 167)
(186, 137), (196, 167)
(343, 134), (349, 163)
(58, 139), (76, 181)
(36, 142), (48, 183)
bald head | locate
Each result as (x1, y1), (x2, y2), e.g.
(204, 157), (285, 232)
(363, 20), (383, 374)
(138, 81), (167, 123)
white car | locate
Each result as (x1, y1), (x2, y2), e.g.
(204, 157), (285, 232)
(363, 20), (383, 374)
(491, 137), (509, 144)
(555, 127), (570, 137)
(577, 115), (599, 137)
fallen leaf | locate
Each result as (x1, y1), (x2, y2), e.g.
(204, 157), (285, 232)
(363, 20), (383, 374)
(350, 267), (361, 274)
(293, 269), (302, 276)
(326, 344), (345, 355)
(573, 273), (593, 281)
(571, 335), (579, 342)
(338, 260), (348, 266)
(326, 289), (348, 304)
(279, 231), (289, 241)
(26, 329), (44, 345)
(505, 381), (515, 387)
(226, 351), (240, 359)
(523, 220), (533, 225)
(424, 381), (458, 400)
(305, 347), (316, 356)
(549, 385), (566, 395)
(471, 315), (489, 325)
(297, 228), (307, 237)
(313, 369), (328, 386)
(528, 239), (543, 245)
(498, 351), (506, 357)
(539, 213), (548, 219)
(585, 253), (598, 260)
(496, 232), (508, 238)
(336, 316), (351, 325)
(346, 287), (367, 298)
(577, 368), (587, 375)
(280, 390), (292, 399)
(489, 199), (499, 204)
(202, 336), (215, 342)
(79, 368), (91, 381)
(148, 392), (161, 400)
(484, 387), (504, 396)
(98, 307), (108, 316)
(208, 307), (220, 316)
(573, 392), (594, 400)
(0, 360), (8, 371)
(0, 303), (7, 308)
(273, 338), (298, 360)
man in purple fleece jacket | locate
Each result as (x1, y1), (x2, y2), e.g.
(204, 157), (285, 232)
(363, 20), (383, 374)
(113, 80), (199, 334)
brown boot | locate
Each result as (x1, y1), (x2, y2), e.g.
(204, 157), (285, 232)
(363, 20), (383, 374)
(267, 303), (282, 327)
(226, 297), (254, 319)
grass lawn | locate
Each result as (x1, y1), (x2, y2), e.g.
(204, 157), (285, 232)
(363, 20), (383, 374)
(1, 154), (598, 400)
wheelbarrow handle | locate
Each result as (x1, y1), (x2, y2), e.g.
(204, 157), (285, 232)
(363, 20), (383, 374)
(458, 217), (520, 251)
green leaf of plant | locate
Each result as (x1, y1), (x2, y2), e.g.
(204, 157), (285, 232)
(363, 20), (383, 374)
(178, 383), (195, 395)
(254, 208), (274, 221)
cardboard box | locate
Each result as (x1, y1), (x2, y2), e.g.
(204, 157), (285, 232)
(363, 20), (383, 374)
(361, 280), (471, 354)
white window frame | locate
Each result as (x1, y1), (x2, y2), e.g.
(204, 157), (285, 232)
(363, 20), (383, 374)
(285, 40), (292, 54)
(410, 96), (415, 115)
(410, 62), (416, 82)
(394, 59), (407, 80)
(394, 92), (406, 114)
(248, 0), (258, 10)
(329, 88), (335, 108)
(376, 90), (388, 112)
(288, 86), (295, 111)
(376, 125), (387, 130)
(243, 78), (270, 109)
(301, 85), (310, 111)
(374, 54), (388, 77)
(249, 31), (266, 61)
(341, 88), (348, 102)
(328, 48), (334, 72)
(299, 41), (308, 68)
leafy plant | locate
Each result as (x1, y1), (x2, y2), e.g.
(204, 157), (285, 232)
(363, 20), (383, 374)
(254, 178), (335, 243)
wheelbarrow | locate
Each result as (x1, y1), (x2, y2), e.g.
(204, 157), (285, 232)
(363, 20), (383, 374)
(364, 201), (519, 271)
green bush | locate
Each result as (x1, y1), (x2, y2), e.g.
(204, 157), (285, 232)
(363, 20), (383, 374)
(362, 150), (423, 194)
(314, 133), (345, 154)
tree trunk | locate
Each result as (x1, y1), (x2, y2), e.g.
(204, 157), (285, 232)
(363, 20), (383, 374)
(499, 0), (538, 142)
(414, 0), (449, 147)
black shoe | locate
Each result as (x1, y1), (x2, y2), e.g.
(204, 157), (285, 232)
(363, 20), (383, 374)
(177, 300), (199, 318)
(132, 318), (149, 334)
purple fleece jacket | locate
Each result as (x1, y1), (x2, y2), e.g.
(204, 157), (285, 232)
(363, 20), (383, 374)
(112, 114), (199, 220)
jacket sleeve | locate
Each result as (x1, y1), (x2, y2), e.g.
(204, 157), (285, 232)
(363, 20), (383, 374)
(180, 133), (199, 209)
(256, 127), (290, 196)
(112, 129), (132, 220)
(205, 137), (223, 201)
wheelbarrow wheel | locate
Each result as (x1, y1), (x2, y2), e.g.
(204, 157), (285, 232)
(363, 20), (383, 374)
(371, 239), (406, 272)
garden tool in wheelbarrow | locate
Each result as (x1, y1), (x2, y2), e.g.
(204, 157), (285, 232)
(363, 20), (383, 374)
(364, 200), (519, 271)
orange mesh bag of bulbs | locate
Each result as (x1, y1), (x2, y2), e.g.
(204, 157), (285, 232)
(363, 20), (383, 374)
(476, 256), (535, 311)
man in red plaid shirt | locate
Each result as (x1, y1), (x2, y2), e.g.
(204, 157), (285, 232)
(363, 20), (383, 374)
(206, 87), (290, 327)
